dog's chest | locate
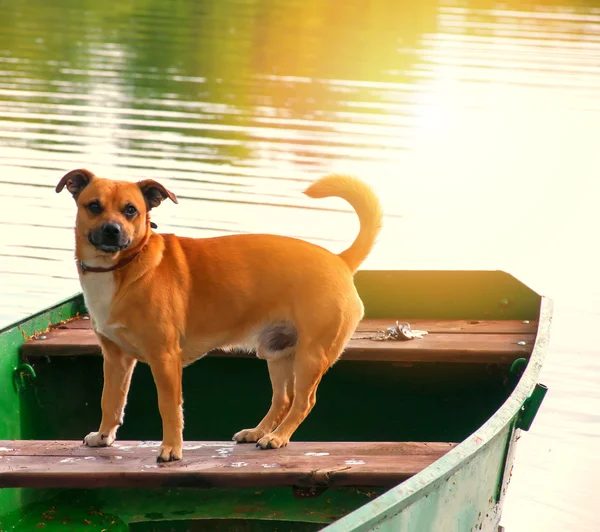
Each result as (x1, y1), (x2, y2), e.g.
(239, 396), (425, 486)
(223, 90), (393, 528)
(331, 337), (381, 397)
(80, 273), (119, 342)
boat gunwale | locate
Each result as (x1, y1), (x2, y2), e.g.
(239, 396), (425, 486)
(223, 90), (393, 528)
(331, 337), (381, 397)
(0, 292), (84, 336)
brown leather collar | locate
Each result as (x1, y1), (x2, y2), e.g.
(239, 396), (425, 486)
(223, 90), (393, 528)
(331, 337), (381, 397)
(78, 237), (154, 275)
(79, 231), (154, 275)
(79, 250), (142, 274)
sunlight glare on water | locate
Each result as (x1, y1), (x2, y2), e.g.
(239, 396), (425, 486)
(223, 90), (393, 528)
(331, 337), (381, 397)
(0, 1), (599, 530)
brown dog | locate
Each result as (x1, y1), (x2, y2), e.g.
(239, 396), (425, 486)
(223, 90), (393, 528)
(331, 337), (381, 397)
(56, 169), (382, 462)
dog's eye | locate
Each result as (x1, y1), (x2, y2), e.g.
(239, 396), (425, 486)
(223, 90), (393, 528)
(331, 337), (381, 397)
(86, 201), (102, 214)
(124, 205), (138, 217)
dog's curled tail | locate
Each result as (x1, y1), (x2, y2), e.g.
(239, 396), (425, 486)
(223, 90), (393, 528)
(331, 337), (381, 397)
(304, 174), (383, 273)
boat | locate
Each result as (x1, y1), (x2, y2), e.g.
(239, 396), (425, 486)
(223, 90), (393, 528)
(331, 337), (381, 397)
(0, 269), (551, 531)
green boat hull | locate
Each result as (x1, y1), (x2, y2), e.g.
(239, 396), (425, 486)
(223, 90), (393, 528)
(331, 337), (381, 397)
(0, 270), (550, 531)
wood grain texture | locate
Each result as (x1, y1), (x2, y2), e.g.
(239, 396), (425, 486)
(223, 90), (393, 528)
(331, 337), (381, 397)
(21, 317), (537, 363)
(0, 440), (456, 489)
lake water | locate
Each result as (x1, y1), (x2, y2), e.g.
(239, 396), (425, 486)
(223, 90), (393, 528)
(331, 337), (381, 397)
(0, 0), (599, 530)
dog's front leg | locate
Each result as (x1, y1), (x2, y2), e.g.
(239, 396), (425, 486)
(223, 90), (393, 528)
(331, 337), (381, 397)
(84, 337), (137, 448)
(149, 351), (183, 462)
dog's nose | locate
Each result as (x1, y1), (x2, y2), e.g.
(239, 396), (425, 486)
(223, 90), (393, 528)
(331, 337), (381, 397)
(101, 223), (122, 238)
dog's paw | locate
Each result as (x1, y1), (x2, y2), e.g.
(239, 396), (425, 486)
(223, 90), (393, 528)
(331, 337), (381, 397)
(256, 433), (289, 450)
(83, 431), (114, 447)
(156, 444), (182, 463)
(232, 428), (267, 444)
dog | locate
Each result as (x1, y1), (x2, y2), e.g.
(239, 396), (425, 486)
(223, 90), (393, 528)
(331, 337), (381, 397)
(56, 169), (382, 462)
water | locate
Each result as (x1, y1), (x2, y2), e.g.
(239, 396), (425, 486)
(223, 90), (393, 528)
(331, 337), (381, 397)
(0, 0), (599, 529)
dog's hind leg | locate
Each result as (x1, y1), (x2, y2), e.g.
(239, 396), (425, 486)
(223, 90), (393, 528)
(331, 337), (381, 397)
(255, 305), (361, 450)
(255, 341), (328, 450)
(233, 351), (295, 443)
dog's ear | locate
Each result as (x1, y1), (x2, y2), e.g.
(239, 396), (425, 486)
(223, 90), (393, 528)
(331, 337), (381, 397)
(138, 179), (178, 210)
(56, 169), (95, 199)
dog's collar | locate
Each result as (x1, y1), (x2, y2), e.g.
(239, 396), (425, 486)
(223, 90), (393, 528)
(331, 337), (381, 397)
(79, 250), (141, 275)
(79, 237), (153, 275)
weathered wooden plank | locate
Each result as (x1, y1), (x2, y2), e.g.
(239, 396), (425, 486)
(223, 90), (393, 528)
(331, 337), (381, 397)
(21, 317), (536, 363)
(53, 317), (539, 334)
(354, 319), (537, 335)
(0, 440), (451, 458)
(0, 440), (455, 489)
(345, 333), (535, 363)
(24, 327), (100, 355)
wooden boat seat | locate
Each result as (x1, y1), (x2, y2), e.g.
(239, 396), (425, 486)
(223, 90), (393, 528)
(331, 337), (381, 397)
(0, 440), (456, 489)
(21, 316), (537, 364)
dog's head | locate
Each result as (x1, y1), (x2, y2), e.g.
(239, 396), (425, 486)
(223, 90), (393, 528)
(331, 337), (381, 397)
(56, 169), (177, 255)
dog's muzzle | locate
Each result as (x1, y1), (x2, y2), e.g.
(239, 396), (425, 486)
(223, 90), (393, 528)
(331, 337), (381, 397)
(88, 223), (131, 253)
